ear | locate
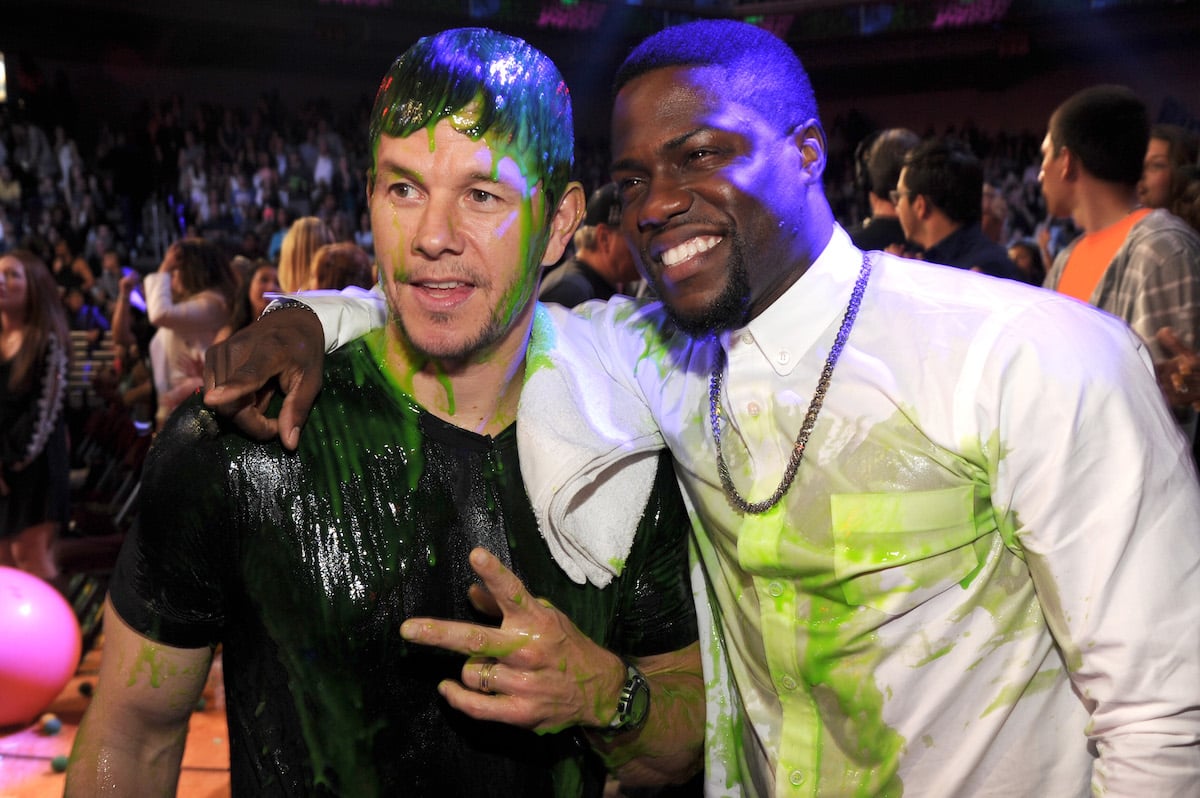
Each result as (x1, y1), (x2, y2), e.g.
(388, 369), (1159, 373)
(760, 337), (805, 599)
(1059, 148), (1079, 181)
(912, 194), (931, 221)
(595, 223), (617, 254)
(540, 182), (586, 267)
(793, 120), (828, 182)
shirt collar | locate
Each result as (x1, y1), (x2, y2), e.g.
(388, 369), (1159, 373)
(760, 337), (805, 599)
(725, 225), (863, 377)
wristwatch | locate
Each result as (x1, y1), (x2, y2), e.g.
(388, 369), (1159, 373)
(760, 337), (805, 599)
(606, 661), (650, 733)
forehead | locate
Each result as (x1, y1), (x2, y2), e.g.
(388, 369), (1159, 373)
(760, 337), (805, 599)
(611, 65), (768, 150)
(1147, 138), (1170, 158)
(376, 119), (534, 189)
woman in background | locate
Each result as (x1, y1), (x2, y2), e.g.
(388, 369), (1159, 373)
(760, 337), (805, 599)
(1138, 124), (1199, 218)
(277, 216), (332, 292)
(310, 242), (374, 291)
(0, 250), (70, 581)
(216, 258), (280, 342)
(144, 238), (235, 428)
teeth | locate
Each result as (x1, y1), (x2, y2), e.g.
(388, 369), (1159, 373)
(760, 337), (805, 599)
(422, 281), (464, 289)
(661, 236), (721, 267)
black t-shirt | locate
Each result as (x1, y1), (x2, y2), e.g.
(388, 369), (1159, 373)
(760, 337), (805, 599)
(110, 332), (698, 798)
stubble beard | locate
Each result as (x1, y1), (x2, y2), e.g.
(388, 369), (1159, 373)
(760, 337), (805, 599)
(386, 270), (536, 364)
(654, 234), (752, 338)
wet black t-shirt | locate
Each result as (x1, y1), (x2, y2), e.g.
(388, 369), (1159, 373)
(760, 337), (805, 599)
(110, 332), (698, 798)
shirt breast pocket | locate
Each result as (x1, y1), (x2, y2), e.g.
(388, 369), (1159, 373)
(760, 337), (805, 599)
(830, 485), (984, 616)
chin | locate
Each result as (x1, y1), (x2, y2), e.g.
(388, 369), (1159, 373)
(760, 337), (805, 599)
(655, 264), (751, 338)
(659, 285), (750, 338)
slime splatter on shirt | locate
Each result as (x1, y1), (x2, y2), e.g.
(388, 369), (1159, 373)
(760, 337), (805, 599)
(109, 331), (698, 798)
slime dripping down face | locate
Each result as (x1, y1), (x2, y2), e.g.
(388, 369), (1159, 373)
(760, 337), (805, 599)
(370, 117), (553, 365)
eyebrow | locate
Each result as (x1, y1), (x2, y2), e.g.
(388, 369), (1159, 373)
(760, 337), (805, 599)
(610, 126), (708, 173)
(375, 160), (507, 188)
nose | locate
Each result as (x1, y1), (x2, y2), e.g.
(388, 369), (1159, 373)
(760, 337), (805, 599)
(411, 200), (464, 259)
(636, 175), (692, 232)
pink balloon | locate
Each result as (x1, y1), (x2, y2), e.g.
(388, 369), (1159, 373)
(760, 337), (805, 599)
(0, 566), (82, 727)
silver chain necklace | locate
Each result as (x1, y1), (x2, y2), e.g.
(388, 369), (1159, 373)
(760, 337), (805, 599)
(709, 252), (872, 514)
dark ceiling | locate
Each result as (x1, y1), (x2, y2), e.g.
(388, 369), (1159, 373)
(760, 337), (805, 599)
(3, 0), (1198, 120)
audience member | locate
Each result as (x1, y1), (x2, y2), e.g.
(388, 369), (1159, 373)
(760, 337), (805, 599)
(309, 241), (373, 291)
(846, 127), (920, 253)
(1138, 123), (1199, 216)
(91, 249), (125, 307)
(1007, 237), (1046, 285)
(0, 250), (70, 582)
(1039, 85), (1200, 424)
(896, 138), (1021, 278)
(68, 28), (702, 797)
(143, 237), (235, 427)
(50, 239), (96, 296)
(277, 215), (332, 292)
(216, 258), (279, 342)
(64, 285), (111, 348)
(540, 183), (640, 306)
(109, 270), (155, 427)
(980, 181), (1009, 244)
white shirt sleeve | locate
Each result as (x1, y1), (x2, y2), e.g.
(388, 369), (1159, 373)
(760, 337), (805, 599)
(269, 284), (387, 352)
(984, 300), (1200, 795)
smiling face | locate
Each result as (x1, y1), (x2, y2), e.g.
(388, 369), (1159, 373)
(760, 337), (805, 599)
(610, 66), (825, 335)
(248, 265), (280, 315)
(370, 119), (574, 365)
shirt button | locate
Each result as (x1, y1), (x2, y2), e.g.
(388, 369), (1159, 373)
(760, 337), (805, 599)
(778, 350), (791, 364)
(741, 333), (754, 345)
(789, 769), (806, 786)
(767, 581), (784, 597)
(747, 401), (761, 417)
(781, 675), (797, 691)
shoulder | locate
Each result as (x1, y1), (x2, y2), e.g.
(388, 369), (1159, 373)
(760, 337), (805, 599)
(1128, 209), (1200, 257)
(556, 295), (700, 377)
(869, 250), (1125, 345)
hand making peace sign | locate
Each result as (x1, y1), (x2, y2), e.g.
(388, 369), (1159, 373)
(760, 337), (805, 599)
(400, 547), (627, 735)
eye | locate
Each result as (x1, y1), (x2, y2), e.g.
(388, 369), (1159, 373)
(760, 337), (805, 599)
(614, 175), (643, 199)
(387, 181), (418, 199)
(468, 188), (500, 204)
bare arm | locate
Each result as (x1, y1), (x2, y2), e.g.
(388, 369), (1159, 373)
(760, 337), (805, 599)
(111, 273), (139, 349)
(65, 598), (212, 797)
(584, 643), (704, 786)
(400, 548), (704, 786)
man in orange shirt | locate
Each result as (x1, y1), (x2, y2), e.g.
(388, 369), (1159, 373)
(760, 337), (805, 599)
(1040, 85), (1200, 427)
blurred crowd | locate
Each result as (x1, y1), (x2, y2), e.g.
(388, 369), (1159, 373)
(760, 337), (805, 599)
(1, 83), (1198, 582)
